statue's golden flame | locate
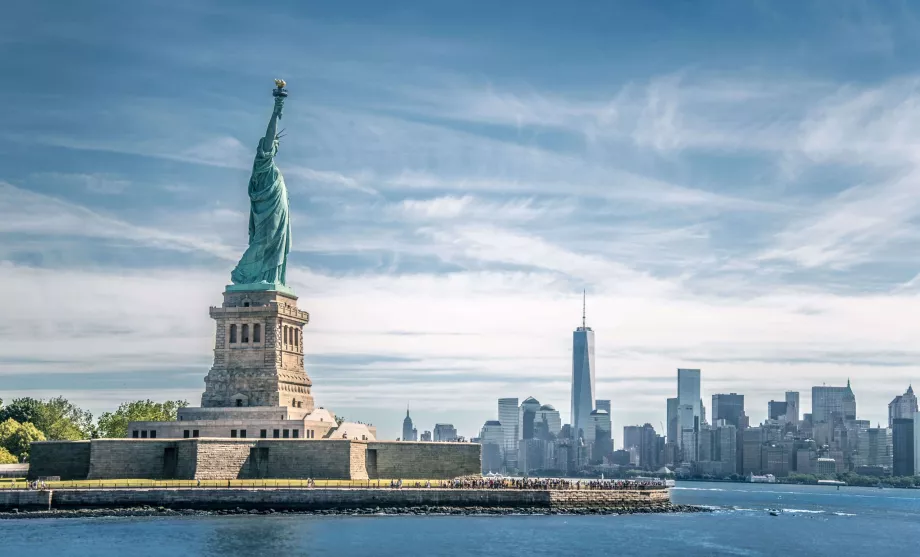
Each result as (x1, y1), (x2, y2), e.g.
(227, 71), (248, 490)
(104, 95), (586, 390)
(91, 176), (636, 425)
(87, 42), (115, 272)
(274, 78), (287, 89)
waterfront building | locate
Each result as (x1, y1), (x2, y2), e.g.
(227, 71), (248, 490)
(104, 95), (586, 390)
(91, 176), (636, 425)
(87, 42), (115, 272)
(796, 448), (816, 474)
(419, 430), (432, 442)
(915, 413), (920, 476)
(596, 399), (611, 414)
(855, 426), (892, 470)
(712, 393), (746, 430)
(741, 427), (764, 475)
(888, 385), (918, 427)
(401, 408), (417, 441)
(812, 382), (856, 424)
(519, 397), (541, 440)
(433, 423), (458, 442)
(714, 423), (738, 475)
(892, 417), (915, 476)
(816, 457), (837, 476)
(696, 422), (737, 476)
(571, 294), (596, 441)
(498, 398), (520, 468)
(785, 392), (800, 425)
(763, 442), (794, 477)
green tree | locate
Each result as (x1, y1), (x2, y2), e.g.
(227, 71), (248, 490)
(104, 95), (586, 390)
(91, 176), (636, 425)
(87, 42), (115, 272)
(96, 400), (189, 438)
(0, 447), (17, 464)
(0, 418), (46, 461)
(0, 397), (43, 425)
(0, 397), (92, 440)
(36, 397), (94, 440)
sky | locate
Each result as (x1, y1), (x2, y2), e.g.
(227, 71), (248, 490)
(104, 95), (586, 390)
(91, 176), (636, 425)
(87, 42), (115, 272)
(2, 0), (920, 442)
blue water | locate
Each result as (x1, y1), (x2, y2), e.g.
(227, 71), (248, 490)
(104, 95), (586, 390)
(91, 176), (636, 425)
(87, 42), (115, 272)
(4, 482), (920, 556)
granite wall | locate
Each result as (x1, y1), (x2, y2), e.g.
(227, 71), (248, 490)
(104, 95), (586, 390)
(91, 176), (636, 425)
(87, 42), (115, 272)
(29, 439), (478, 481)
(367, 442), (481, 479)
(87, 440), (196, 480)
(23, 487), (671, 511)
(28, 441), (91, 480)
(193, 439), (366, 480)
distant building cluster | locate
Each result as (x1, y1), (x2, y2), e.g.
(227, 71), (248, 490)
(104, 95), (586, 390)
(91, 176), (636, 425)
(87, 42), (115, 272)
(398, 409), (461, 444)
(397, 296), (920, 480)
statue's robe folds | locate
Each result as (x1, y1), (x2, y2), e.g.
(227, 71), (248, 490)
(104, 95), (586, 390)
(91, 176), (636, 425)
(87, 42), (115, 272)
(230, 137), (291, 286)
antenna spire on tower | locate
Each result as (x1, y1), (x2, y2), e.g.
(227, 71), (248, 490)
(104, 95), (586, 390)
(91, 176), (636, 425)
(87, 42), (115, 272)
(582, 289), (586, 328)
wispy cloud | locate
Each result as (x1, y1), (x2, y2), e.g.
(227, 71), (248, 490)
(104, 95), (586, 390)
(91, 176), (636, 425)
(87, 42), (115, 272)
(2, 1), (920, 439)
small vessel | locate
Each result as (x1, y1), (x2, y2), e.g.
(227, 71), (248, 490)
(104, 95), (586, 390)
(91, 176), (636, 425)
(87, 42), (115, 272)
(769, 511), (779, 517)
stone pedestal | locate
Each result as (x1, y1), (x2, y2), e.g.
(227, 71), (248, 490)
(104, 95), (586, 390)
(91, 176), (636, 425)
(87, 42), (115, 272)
(200, 287), (314, 418)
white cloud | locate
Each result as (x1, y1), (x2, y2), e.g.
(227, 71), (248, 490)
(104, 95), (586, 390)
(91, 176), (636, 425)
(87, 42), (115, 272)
(761, 78), (920, 269)
(0, 181), (240, 260)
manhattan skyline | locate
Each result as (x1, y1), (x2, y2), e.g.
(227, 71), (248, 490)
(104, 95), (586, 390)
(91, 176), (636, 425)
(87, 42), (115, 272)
(3, 1), (920, 440)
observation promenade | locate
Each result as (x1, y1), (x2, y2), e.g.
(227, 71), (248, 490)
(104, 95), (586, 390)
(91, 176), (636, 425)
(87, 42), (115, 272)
(0, 480), (672, 514)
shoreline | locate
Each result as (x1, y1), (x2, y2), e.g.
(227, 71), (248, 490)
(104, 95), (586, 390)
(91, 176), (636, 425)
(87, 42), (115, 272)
(0, 503), (706, 520)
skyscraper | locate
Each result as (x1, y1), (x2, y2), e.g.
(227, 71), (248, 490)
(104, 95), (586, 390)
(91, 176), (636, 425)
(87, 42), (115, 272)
(433, 423), (458, 442)
(666, 397), (679, 443)
(401, 407), (417, 441)
(479, 420), (504, 473)
(677, 369), (701, 458)
(637, 423), (661, 470)
(812, 381), (856, 423)
(498, 398), (519, 467)
(712, 393), (745, 430)
(588, 409), (612, 460)
(785, 392), (800, 425)
(519, 397), (541, 440)
(892, 418), (915, 476)
(888, 386), (918, 427)
(623, 426), (642, 450)
(678, 369), (701, 423)
(915, 413), (920, 476)
(571, 293), (596, 440)
(535, 404), (562, 438)
(855, 426), (892, 470)
(768, 401), (788, 421)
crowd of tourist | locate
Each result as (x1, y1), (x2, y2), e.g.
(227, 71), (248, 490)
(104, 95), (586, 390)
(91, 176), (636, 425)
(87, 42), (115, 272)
(388, 478), (667, 490)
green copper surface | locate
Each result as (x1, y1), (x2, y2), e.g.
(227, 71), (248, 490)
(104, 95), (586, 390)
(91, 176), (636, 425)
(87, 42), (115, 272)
(230, 88), (292, 289)
(225, 282), (296, 296)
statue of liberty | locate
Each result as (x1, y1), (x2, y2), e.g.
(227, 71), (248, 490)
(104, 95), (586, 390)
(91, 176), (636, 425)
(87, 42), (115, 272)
(230, 79), (292, 289)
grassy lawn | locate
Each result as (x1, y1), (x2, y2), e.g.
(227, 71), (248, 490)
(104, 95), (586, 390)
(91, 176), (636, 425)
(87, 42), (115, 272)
(1, 478), (448, 489)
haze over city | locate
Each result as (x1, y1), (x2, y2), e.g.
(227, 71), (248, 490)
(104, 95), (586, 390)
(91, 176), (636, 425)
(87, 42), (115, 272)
(4, 1), (920, 440)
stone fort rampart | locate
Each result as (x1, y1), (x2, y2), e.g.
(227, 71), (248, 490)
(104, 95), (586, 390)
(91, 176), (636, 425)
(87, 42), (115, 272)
(0, 487), (671, 512)
(28, 439), (481, 481)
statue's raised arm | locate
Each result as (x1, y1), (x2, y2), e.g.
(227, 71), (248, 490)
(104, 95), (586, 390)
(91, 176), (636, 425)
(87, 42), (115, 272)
(260, 79), (288, 156)
(229, 79), (293, 289)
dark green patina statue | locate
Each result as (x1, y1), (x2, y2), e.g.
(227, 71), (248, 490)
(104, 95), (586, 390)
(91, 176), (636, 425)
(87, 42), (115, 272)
(229, 79), (293, 294)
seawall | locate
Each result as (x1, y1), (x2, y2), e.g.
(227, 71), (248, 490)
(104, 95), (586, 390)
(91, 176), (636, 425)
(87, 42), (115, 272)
(0, 488), (670, 512)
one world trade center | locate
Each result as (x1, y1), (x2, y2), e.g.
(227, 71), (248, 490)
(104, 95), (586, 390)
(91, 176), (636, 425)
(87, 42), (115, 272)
(571, 292), (596, 440)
